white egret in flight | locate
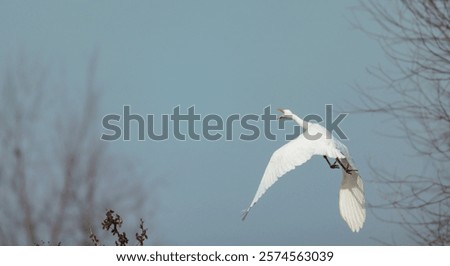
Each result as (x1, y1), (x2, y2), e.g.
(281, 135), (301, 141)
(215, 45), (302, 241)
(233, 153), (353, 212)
(242, 109), (366, 232)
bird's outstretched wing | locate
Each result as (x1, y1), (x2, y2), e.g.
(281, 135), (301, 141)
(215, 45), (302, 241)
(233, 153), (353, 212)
(334, 140), (366, 232)
(242, 134), (344, 220)
(338, 163), (365, 232)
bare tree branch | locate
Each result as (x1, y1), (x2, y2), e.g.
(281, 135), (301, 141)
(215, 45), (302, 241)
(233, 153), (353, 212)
(354, 0), (450, 245)
(0, 55), (158, 245)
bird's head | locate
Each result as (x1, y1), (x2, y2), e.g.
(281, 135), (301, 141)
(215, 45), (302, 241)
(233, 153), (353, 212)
(277, 108), (294, 120)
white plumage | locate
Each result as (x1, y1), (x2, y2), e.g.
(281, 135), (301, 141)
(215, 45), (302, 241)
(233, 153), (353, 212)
(242, 109), (366, 233)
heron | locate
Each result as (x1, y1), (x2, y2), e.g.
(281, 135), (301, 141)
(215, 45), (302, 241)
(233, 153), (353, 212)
(242, 108), (366, 232)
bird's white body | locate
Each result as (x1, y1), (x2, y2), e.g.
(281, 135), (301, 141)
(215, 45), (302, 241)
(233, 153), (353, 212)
(242, 109), (366, 233)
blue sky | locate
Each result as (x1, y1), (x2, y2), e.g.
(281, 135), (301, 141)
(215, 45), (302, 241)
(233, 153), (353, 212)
(0, 0), (421, 245)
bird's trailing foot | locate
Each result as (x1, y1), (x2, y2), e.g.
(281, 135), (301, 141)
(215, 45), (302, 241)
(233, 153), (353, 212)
(335, 158), (358, 174)
(344, 168), (358, 174)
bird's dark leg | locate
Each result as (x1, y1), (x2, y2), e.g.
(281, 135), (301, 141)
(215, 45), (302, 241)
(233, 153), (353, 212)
(336, 158), (358, 174)
(323, 156), (339, 169)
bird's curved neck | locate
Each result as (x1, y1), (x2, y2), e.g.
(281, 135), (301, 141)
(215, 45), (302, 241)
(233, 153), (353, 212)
(291, 114), (307, 128)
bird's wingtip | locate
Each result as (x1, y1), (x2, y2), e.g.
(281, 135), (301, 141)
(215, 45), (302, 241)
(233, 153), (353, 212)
(241, 209), (250, 221)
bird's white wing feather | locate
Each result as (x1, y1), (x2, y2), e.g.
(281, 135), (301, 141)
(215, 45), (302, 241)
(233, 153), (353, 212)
(242, 134), (344, 220)
(334, 139), (366, 232)
(339, 164), (365, 232)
